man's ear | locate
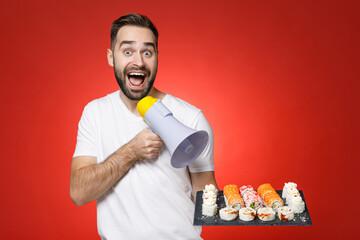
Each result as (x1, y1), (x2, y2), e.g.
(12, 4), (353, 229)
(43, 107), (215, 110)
(107, 49), (114, 67)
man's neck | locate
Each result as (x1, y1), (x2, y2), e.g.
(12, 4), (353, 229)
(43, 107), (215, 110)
(119, 88), (166, 116)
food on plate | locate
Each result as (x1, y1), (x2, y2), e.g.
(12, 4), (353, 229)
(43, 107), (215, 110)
(219, 207), (238, 221)
(278, 206), (295, 221)
(282, 182), (305, 213)
(285, 188), (300, 204)
(239, 185), (254, 197)
(240, 185), (263, 211)
(202, 198), (217, 217)
(257, 207), (276, 221)
(288, 195), (305, 213)
(239, 207), (256, 221)
(257, 183), (283, 212)
(282, 182), (298, 198)
(223, 184), (244, 211)
(205, 184), (218, 194)
(201, 184), (218, 217)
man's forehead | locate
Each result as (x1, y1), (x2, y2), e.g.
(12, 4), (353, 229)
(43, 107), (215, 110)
(116, 25), (156, 46)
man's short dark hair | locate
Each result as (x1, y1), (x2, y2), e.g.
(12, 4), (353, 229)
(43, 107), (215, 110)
(110, 13), (159, 50)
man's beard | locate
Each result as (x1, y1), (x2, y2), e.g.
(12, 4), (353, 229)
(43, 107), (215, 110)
(114, 65), (157, 101)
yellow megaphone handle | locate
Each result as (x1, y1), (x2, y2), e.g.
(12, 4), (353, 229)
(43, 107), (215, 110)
(137, 96), (158, 118)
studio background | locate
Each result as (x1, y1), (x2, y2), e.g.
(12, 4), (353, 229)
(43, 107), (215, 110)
(1, 0), (359, 239)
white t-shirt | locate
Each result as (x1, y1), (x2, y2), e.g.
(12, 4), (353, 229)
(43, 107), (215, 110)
(73, 91), (214, 240)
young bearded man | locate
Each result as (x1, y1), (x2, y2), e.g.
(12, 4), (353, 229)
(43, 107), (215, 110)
(70, 13), (217, 239)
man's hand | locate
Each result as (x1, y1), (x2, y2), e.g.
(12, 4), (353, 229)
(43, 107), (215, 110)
(128, 128), (164, 160)
(70, 128), (163, 206)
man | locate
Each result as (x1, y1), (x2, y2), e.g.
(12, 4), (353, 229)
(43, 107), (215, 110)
(70, 13), (217, 239)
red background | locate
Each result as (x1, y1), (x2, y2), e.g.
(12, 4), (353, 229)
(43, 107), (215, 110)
(1, 0), (359, 239)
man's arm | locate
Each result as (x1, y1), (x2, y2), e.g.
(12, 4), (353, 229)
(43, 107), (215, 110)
(70, 128), (163, 206)
(190, 171), (218, 198)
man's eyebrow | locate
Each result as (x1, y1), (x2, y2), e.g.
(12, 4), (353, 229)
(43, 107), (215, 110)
(119, 41), (135, 48)
(144, 42), (156, 49)
(119, 41), (156, 49)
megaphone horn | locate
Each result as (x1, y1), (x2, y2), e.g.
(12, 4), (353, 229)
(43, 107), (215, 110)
(137, 96), (209, 168)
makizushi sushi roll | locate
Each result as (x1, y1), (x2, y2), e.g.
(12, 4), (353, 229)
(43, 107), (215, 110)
(243, 190), (263, 211)
(239, 185), (254, 197)
(223, 185), (245, 211)
(239, 207), (256, 221)
(202, 197), (218, 217)
(288, 195), (305, 213)
(258, 183), (276, 198)
(282, 182), (298, 198)
(205, 184), (218, 194)
(285, 188), (300, 204)
(278, 206), (295, 222)
(203, 190), (217, 200)
(202, 184), (218, 216)
(219, 207), (238, 221)
(258, 183), (283, 212)
(257, 207), (275, 221)
(263, 192), (284, 212)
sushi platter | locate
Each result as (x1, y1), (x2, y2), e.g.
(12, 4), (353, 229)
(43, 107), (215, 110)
(193, 183), (312, 226)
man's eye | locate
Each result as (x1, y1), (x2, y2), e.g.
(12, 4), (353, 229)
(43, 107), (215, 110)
(144, 51), (152, 56)
(124, 50), (132, 55)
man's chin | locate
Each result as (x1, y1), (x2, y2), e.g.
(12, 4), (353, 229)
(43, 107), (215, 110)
(124, 89), (149, 101)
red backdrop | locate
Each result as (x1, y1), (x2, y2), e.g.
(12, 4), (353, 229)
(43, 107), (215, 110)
(1, 0), (359, 239)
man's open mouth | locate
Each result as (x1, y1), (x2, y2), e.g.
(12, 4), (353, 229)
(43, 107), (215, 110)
(127, 72), (147, 87)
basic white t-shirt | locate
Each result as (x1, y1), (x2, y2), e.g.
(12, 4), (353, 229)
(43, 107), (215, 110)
(73, 91), (214, 240)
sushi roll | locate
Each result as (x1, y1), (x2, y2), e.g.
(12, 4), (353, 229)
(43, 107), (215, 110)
(258, 183), (283, 212)
(257, 207), (276, 221)
(285, 188), (300, 204)
(282, 182), (298, 198)
(223, 185), (245, 211)
(203, 190), (217, 199)
(201, 184), (218, 216)
(278, 206), (295, 222)
(243, 190), (263, 211)
(239, 207), (256, 221)
(288, 195), (305, 213)
(239, 185), (254, 197)
(205, 184), (218, 194)
(202, 197), (218, 216)
(219, 207), (238, 221)
(257, 183), (276, 199)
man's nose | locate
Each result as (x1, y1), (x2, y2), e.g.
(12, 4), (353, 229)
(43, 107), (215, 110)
(132, 52), (145, 67)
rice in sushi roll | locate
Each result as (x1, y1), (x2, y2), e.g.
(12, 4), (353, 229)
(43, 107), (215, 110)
(285, 188), (300, 204)
(288, 195), (305, 213)
(203, 190), (217, 200)
(202, 198), (218, 217)
(205, 184), (218, 194)
(219, 207), (238, 221)
(201, 184), (218, 216)
(239, 207), (256, 221)
(282, 182), (298, 198)
(278, 206), (295, 222)
(257, 207), (276, 221)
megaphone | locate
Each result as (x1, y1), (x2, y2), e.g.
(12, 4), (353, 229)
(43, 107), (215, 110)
(137, 96), (209, 168)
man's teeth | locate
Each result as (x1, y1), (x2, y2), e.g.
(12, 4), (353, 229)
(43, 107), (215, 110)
(129, 73), (145, 77)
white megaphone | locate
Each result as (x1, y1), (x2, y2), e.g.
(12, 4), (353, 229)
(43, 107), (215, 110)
(137, 96), (209, 168)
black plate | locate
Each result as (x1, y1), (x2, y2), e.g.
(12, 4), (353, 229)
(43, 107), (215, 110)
(193, 190), (312, 226)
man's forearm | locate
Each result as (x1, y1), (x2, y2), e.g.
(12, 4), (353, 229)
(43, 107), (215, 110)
(70, 143), (136, 206)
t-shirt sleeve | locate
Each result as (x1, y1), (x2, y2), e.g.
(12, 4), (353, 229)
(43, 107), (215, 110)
(73, 103), (98, 158)
(188, 111), (215, 173)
